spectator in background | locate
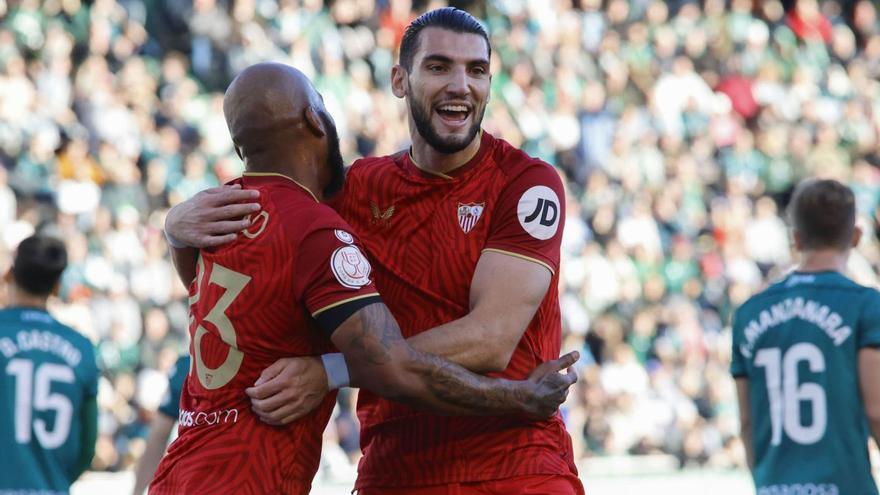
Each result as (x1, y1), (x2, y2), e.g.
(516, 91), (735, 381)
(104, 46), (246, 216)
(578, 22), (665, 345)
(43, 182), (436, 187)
(575, 80), (616, 184)
(787, 0), (833, 43)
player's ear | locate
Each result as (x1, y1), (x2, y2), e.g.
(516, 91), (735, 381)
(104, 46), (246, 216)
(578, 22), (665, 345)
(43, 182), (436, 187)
(391, 65), (408, 98)
(304, 106), (326, 138)
(51, 280), (61, 297)
(852, 225), (863, 248)
(792, 230), (803, 251)
(3, 268), (11, 284)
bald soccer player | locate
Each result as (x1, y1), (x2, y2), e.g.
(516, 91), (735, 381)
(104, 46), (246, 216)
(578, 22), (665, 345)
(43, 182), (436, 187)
(148, 63), (578, 494)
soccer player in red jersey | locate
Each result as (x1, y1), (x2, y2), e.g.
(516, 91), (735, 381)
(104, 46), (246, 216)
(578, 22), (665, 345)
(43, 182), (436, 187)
(339, 12), (583, 493)
(151, 63), (577, 495)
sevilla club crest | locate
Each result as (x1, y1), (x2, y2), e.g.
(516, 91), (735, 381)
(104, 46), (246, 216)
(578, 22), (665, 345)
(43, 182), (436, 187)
(457, 202), (485, 234)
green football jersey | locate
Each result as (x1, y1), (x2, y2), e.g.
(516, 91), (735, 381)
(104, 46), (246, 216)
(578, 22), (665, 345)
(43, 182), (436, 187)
(0, 307), (99, 494)
(731, 271), (880, 495)
(157, 355), (189, 420)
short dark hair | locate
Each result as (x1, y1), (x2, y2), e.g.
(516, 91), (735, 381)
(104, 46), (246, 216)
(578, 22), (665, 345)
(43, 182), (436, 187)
(12, 234), (68, 296)
(398, 7), (490, 71)
(788, 178), (856, 250)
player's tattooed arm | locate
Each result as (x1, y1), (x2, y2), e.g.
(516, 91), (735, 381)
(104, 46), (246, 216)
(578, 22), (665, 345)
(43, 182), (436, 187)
(339, 303), (396, 365)
(334, 302), (578, 418)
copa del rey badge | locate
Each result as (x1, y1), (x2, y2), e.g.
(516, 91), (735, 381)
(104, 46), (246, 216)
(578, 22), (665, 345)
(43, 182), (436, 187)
(457, 202), (485, 234)
(331, 245), (372, 289)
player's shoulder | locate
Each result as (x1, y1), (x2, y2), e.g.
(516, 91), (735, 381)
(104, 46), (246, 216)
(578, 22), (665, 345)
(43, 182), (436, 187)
(735, 275), (798, 314)
(53, 321), (97, 371)
(0, 309), (102, 395)
(347, 153), (404, 179)
(486, 133), (562, 188)
(850, 280), (880, 309)
(56, 321), (93, 351)
(0, 308), (91, 349)
(735, 272), (879, 321)
(766, 271), (875, 297)
(257, 176), (346, 231)
(732, 278), (790, 326)
(733, 292), (769, 325)
(277, 200), (351, 241)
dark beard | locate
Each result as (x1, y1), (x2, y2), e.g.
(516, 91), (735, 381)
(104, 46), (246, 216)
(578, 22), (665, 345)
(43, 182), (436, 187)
(319, 111), (346, 197)
(408, 81), (483, 154)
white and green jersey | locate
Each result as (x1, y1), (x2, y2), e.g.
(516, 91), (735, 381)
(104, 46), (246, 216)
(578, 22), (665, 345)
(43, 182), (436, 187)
(731, 271), (880, 495)
(0, 307), (98, 494)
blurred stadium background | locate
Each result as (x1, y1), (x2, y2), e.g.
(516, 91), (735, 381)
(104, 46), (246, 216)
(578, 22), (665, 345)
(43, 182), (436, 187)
(2, 0), (880, 492)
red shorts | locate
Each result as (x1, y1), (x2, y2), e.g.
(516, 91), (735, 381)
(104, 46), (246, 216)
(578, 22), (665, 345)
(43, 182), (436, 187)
(358, 473), (585, 495)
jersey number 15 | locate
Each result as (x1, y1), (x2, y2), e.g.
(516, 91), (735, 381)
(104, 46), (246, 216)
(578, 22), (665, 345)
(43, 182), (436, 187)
(6, 359), (74, 449)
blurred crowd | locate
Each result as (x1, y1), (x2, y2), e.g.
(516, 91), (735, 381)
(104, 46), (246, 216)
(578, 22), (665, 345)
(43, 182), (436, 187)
(1, 0), (879, 478)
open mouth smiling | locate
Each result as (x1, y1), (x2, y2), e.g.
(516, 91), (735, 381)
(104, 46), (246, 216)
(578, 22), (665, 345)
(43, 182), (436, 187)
(435, 103), (472, 126)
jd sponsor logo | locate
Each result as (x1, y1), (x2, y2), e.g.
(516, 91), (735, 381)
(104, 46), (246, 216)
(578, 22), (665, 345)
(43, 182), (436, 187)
(517, 186), (560, 240)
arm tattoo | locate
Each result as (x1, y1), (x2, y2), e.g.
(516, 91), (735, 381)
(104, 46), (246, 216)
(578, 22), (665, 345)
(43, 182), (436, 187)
(417, 350), (527, 414)
(353, 304), (532, 415)
(342, 303), (544, 415)
(343, 303), (404, 365)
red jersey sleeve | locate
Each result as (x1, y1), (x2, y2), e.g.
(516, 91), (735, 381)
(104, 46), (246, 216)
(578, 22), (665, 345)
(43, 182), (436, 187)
(484, 163), (565, 275)
(293, 224), (381, 333)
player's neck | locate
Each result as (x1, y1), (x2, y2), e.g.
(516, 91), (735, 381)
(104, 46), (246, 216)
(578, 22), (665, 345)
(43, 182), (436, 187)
(7, 286), (48, 310)
(410, 132), (481, 175)
(244, 154), (324, 201)
(796, 249), (849, 274)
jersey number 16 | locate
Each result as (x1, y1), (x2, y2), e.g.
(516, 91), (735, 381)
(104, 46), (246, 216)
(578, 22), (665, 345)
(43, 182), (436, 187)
(755, 343), (827, 446)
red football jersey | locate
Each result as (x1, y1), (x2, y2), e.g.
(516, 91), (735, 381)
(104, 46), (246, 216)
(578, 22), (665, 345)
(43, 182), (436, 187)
(150, 173), (380, 495)
(338, 132), (579, 488)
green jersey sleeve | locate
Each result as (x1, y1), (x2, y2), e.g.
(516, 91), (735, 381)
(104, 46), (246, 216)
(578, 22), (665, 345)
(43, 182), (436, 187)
(80, 343), (99, 398)
(158, 355), (189, 419)
(730, 307), (748, 378)
(858, 289), (880, 349)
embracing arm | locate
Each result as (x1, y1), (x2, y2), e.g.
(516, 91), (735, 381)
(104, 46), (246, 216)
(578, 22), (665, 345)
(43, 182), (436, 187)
(405, 251), (551, 373)
(333, 302), (576, 416)
(245, 252), (573, 425)
(164, 184), (553, 374)
(164, 185), (261, 286)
